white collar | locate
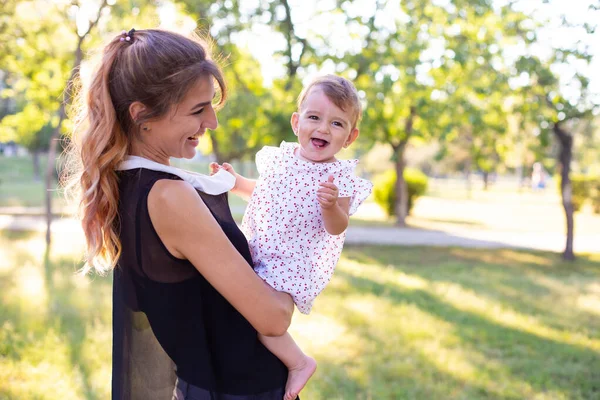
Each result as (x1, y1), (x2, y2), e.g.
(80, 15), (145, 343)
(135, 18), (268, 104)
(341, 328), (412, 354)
(116, 155), (235, 195)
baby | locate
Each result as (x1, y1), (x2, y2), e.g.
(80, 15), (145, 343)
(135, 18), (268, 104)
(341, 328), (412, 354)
(211, 75), (373, 400)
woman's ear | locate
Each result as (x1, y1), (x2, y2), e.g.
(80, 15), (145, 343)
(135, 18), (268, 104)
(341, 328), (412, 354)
(290, 112), (300, 136)
(129, 101), (146, 123)
(344, 127), (360, 148)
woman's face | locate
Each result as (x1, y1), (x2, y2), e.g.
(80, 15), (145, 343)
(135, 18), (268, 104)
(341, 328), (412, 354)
(136, 75), (218, 162)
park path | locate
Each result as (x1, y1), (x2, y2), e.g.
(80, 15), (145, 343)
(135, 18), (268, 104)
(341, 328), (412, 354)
(1, 208), (598, 254)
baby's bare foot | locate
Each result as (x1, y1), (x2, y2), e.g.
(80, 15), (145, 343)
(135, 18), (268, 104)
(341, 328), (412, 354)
(284, 355), (317, 400)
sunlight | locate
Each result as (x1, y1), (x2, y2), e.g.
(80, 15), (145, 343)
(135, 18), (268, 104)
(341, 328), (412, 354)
(450, 248), (554, 267)
(80, 320), (112, 398)
(51, 234), (86, 260)
(577, 293), (600, 316)
(158, 1), (197, 33)
(0, 245), (12, 273)
(430, 280), (600, 352)
(395, 272), (429, 290)
(290, 312), (347, 349)
(19, 236), (47, 264)
(328, 256), (589, 399)
(15, 329), (84, 399)
(14, 262), (47, 310)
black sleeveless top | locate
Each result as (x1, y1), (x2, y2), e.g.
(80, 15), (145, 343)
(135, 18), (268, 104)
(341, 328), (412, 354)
(112, 168), (288, 399)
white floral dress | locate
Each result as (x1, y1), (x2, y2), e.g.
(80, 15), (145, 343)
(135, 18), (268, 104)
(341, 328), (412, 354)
(241, 141), (373, 314)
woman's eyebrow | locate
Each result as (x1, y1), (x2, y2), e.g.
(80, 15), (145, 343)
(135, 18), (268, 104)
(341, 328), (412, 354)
(190, 93), (217, 110)
(190, 100), (212, 111)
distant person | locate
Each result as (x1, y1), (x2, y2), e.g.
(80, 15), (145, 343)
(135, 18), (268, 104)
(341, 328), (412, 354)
(210, 75), (373, 400)
(65, 28), (296, 400)
(531, 162), (548, 191)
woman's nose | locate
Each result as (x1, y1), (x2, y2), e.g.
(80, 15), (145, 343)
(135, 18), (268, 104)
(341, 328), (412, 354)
(202, 107), (218, 130)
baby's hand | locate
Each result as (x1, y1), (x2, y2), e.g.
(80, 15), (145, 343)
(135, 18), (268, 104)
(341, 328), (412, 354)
(209, 162), (237, 176)
(317, 175), (339, 209)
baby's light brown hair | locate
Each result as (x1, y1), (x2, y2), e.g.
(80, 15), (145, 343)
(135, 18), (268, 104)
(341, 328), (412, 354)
(297, 75), (362, 130)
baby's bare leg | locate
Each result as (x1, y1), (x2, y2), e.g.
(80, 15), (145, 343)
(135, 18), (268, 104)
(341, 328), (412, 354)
(259, 332), (317, 400)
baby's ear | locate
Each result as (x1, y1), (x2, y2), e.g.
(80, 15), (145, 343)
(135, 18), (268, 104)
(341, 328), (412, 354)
(290, 112), (300, 136)
(344, 127), (359, 148)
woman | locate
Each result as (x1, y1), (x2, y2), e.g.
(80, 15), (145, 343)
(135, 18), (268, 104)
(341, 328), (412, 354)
(65, 28), (296, 399)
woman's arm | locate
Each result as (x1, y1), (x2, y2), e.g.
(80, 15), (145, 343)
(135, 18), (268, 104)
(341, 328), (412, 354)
(147, 179), (293, 336)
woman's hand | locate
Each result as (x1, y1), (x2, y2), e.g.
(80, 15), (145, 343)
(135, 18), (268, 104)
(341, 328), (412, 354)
(209, 162), (237, 177)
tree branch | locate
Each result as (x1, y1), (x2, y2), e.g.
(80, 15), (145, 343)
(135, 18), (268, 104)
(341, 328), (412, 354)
(280, 0), (308, 88)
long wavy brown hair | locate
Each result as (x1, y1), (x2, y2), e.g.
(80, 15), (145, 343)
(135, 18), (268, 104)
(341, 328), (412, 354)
(64, 29), (227, 274)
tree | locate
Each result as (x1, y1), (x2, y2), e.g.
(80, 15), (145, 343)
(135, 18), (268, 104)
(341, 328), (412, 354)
(513, 3), (599, 260)
(329, 0), (439, 226)
(0, 0), (77, 178)
(177, 0), (311, 163)
(325, 0), (513, 224)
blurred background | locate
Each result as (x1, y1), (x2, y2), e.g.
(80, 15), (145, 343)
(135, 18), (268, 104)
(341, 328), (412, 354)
(0, 0), (599, 399)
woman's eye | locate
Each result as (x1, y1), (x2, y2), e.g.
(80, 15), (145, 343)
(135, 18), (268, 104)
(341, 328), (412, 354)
(192, 108), (205, 115)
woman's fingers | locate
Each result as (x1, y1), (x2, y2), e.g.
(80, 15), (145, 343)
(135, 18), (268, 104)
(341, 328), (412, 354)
(220, 162), (237, 175)
(209, 162), (220, 175)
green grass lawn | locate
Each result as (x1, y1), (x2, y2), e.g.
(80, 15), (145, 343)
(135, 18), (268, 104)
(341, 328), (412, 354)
(1, 231), (598, 399)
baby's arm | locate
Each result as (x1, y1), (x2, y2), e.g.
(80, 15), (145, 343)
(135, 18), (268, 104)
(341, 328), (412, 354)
(210, 162), (256, 201)
(317, 175), (351, 235)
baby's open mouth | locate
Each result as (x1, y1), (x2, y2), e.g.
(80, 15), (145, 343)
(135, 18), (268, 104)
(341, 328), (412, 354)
(311, 138), (329, 148)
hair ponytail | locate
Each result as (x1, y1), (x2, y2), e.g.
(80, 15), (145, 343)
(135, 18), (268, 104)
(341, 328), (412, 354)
(66, 39), (128, 274)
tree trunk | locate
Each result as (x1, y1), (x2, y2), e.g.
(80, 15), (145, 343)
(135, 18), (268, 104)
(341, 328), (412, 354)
(554, 123), (575, 261)
(280, 0), (307, 90)
(393, 143), (408, 227)
(45, 117), (64, 245)
(464, 160), (472, 199)
(392, 106), (416, 227)
(32, 150), (41, 181)
(209, 134), (224, 164)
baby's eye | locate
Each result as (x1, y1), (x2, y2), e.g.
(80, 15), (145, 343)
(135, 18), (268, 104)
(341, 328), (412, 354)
(333, 121), (343, 127)
(308, 115), (318, 120)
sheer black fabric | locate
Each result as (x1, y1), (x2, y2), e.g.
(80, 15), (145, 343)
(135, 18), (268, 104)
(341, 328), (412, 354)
(112, 168), (288, 400)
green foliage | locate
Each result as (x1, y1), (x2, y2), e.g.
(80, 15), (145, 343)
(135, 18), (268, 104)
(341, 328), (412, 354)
(373, 168), (428, 217)
(592, 181), (600, 214)
(566, 175), (600, 213)
(570, 176), (589, 212)
(205, 49), (299, 162)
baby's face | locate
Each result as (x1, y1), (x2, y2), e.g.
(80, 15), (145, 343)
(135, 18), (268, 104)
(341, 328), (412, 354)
(291, 89), (358, 163)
